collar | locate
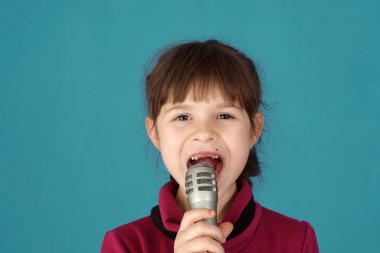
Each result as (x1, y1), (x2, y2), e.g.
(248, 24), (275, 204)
(150, 178), (255, 241)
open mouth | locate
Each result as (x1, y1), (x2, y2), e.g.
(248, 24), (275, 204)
(186, 154), (224, 177)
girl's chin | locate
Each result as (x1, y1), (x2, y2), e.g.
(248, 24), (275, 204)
(217, 182), (238, 204)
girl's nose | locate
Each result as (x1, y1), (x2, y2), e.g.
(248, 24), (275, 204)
(192, 126), (217, 143)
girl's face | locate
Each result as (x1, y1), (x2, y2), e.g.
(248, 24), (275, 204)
(146, 89), (263, 209)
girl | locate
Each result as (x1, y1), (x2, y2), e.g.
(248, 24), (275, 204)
(101, 39), (319, 253)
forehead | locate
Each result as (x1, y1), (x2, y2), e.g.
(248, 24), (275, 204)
(167, 82), (239, 104)
(162, 89), (242, 114)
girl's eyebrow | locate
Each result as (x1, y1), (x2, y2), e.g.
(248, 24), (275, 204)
(163, 105), (192, 114)
(163, 103), (241, 114)
(215, 103), (242, 110)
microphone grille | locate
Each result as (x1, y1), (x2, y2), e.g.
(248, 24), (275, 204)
(185, 162), (217, 196)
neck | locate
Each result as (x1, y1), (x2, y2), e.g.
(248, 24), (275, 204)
(175, 182), (238, 223)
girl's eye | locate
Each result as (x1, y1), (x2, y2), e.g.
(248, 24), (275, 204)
(217, 114), (233, 120)
(175, 115), (190, 121)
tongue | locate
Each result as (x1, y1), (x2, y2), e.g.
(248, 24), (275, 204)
(193, 157), (219, 171)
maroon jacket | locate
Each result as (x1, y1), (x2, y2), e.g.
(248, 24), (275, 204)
(101, 179), (319, 252)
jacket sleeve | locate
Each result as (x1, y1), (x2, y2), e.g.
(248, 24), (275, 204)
(301, 222), (319, 253)
(100, 231), (130, 253)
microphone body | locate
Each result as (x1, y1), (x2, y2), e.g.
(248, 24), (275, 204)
(185, 162), (218, 225)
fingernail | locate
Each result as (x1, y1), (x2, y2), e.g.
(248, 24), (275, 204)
(209, 210), (215, 216)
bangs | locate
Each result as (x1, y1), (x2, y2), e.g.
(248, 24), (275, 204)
(166, 54), (247, 106)
(146, 40), (260, 122)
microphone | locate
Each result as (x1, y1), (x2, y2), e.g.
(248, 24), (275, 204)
(185, 162), (218, 225)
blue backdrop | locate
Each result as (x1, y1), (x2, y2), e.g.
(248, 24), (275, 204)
(1, 0), (379, 252)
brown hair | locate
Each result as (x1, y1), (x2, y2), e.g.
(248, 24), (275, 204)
(145, 39), (265, 179)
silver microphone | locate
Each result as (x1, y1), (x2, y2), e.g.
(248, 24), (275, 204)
(185, 162), (218, 225)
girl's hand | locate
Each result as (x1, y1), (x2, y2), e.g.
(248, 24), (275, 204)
(174, 209), (234, 253)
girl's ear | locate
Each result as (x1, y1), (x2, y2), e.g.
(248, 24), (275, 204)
(249, 112), (264, 148)
(145, 117), (160, 150)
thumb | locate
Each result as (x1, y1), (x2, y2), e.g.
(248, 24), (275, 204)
(218, 222), (234, 240)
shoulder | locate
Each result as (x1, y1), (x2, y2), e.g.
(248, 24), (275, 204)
(257, 204), (319, 252)
(260, 204), (308, 231)
(101, 215), (164, 253)
(112, 215), (155, 238)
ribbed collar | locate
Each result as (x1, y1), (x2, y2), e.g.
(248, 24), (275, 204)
(151, 178), (256, 241)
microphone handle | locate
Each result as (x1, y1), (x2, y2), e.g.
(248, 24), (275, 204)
(189, 200), (217, 225)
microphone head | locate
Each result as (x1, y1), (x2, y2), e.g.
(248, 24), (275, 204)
(185, 162), (218, 225)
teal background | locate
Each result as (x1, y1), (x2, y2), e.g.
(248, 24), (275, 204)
(1, 0), (379, 252)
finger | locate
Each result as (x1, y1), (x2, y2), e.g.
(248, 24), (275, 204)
(218, 222), (234, 240)
(179, 209), (216, 232)
(184, 236), (224, 253)
(179, 220), (225, 244)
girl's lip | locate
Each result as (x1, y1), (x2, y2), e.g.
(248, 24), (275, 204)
(215, 168), (223, 182)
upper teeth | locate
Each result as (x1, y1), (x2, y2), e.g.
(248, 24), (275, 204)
(191, 155), (219, 160)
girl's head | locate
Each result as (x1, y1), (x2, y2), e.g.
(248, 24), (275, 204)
(144, 39), (264, 190)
